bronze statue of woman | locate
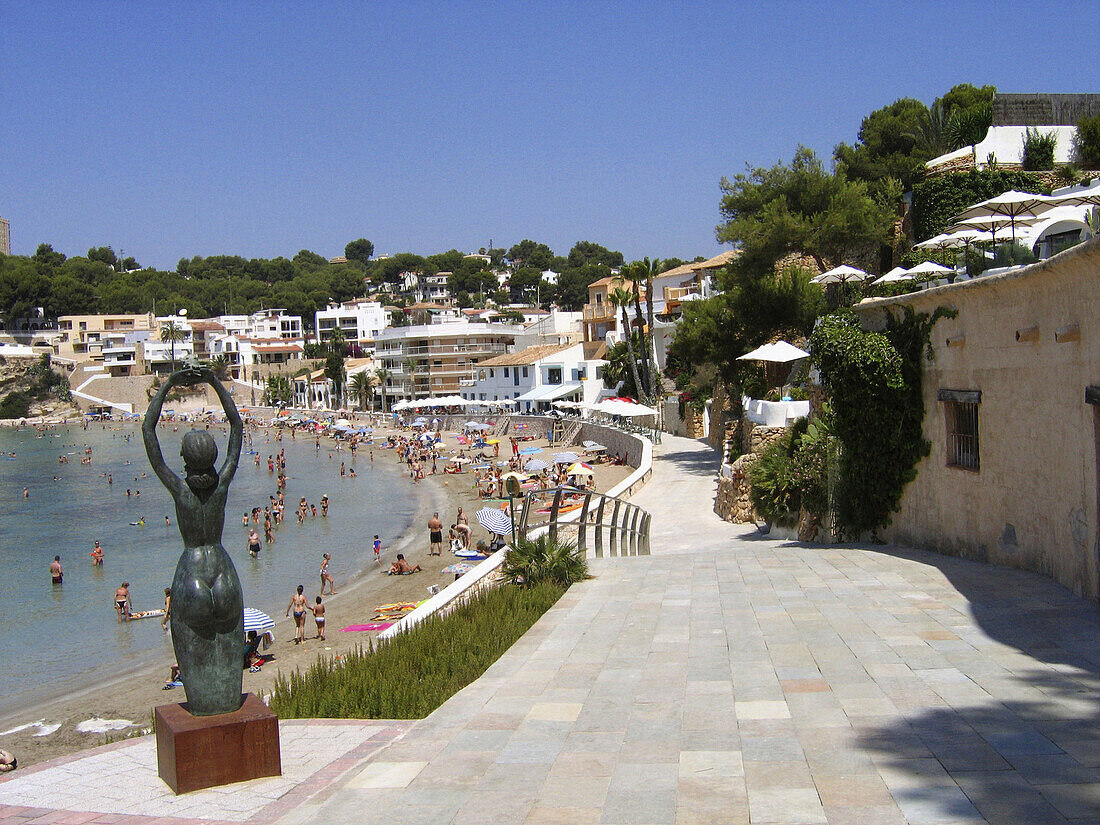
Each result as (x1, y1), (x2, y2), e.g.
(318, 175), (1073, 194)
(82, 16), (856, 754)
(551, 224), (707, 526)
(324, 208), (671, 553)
(143, 366), (245, 716)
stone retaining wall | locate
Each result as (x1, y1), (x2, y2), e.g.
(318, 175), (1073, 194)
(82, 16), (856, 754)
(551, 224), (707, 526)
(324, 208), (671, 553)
(714, 421), (787, 524)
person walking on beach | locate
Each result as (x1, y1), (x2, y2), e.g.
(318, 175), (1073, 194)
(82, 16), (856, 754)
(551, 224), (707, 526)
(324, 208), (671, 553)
(162, 587), (171, 632)
(428, 512), (443, 556)
(319, 553), (337, 595)
(311, 596), (326, 640)
(373, 535), (382, 564)
(286, 585), (308, 644)
(114, 582), (131, 622)
(90, 541), (104, 566)
(49, 555), (63, 584)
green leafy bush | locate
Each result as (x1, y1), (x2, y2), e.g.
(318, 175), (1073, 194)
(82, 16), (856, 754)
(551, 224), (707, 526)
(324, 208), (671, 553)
(0, 391), (32, 419)
(911, 170), (1049, 240)
(748, 426), (801, 527)
(1021, 128), (1057, 171)
(1072, 115), (1100, 168)
(991, 241), (1040, 268)
(809, 307), (953, 538)
(501, 534), (589, 588)
(271, 582), (564, 719)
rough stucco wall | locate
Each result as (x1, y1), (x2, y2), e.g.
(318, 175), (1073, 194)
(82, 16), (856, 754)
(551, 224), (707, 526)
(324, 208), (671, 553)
(856, 237), (1100, 599)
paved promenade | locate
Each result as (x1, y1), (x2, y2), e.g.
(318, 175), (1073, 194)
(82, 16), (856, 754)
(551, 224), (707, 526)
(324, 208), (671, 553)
(2, 433), (1098, 823)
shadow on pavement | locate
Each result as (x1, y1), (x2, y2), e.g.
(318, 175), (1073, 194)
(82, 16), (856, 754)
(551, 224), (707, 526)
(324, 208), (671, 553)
(751, 535), (1100, 822)
(653, 445), (720, 479)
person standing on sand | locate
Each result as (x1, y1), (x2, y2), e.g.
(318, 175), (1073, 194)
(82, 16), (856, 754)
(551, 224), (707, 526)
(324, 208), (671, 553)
(311, 596), (326, 640)
(162, 587), (171, 632)
(428, 512), (443, 556)
(319, 553), (337, 595)
(114, 582), (131, 622)
(373, 535), (382, 564)
(50, 555), (63, 584)
(286, 584), (308, 644)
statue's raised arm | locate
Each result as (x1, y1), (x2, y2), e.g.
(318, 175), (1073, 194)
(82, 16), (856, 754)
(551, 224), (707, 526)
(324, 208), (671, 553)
(205, 370), (243, 488)
(142, 371), (186, 496)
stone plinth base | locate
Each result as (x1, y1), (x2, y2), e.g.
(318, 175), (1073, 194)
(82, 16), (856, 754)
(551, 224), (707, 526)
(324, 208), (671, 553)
(155, 693), (281, 794)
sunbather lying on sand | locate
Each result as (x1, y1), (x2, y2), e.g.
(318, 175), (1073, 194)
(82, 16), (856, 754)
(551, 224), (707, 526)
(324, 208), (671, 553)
(387, 554), (422, 575)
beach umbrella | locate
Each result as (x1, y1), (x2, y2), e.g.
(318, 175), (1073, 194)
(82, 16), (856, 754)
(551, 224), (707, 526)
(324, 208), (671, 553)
(243, 608), (275, 634)
(475, 507), (512, 536)
(736, 341), (810, 363)
(524, 458), (550, 472)
(598, 399), (659, 417)
(952, 190), (1055, 242)
(907, 261), (954, 277)
(442, 562), (476, 575)
(553, 452), (581, 464)
(870, 266), (913, 285)
(566, 462), (594, 476)
(810, 265), (871, 284)
(501, 471), (529, 482)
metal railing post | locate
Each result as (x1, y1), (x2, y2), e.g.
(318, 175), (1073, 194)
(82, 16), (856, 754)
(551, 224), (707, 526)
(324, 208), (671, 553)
(577, 492), (592, 556)
(609, 497), (622, 556)
(593, 495), (607, 558)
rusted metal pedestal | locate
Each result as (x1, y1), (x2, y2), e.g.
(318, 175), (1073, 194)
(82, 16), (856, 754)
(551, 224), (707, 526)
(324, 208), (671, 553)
(155, 693), (281, 794)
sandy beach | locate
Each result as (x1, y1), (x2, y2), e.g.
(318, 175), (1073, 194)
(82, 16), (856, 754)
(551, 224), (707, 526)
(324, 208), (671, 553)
(0, 418), (632, 768)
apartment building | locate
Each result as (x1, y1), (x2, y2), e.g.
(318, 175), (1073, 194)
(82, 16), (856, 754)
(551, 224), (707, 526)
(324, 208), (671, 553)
(374, 320), (516, 408)
(55, 313), (158, 363)
(0, 216), (10, 256)
(467, 342), (606, 412)
(315, 300), (388, 349)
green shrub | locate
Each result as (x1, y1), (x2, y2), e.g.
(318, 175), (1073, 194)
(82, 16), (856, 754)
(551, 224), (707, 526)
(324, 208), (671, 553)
(501, 534), (589, 588)
(271, 582), (564, 719)
(809, 307), (953, 538)
(1072, 115), (1100, 168)
(911, 170), (1049, 240)
(748, 424), (803, 527)
(991, 241), (1039, 268)
(0, 391), (32, 419)
(1021, 128), (1057, 171)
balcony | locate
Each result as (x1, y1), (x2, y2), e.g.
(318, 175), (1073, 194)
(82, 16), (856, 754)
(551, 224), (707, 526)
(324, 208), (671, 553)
(583, 305), (615, 322)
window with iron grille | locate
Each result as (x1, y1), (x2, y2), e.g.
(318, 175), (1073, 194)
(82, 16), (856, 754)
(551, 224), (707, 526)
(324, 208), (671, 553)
(939, 390), (981, 471)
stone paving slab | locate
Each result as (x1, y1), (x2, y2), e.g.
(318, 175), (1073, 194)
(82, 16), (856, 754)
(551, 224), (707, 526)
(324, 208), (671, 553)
(0, 720), (408, 825)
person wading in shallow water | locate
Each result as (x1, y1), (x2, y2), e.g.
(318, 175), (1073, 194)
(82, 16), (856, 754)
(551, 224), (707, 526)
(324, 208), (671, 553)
(143, 366), (245, 717)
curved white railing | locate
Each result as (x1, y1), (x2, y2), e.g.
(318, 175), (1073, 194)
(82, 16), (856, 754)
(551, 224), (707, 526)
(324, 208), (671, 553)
(379, 424), (652, 639)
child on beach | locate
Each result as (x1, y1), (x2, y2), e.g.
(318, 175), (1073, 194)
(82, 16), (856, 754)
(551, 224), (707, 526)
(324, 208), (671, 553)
(311, 596), (326, 640)
(320, 553), (337, 595)
(373, 535), (382, 564)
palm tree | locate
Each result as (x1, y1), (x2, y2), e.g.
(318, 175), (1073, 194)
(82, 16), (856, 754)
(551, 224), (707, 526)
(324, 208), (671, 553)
(630, 257), (662, 400)
(328, 325), (347, 355)
(609, 287), (644, 401)
(373, 367), (392, 413)
(349, 372), (373, 411)
(501, 534), (588, 588)
(161, 320), (188, 372)
(208, 354), (230, 381)
(264, 374), (292, 406)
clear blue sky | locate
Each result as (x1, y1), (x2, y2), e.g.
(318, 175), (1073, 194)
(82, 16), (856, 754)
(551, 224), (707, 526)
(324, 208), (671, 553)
(3, 1), (1094, 270)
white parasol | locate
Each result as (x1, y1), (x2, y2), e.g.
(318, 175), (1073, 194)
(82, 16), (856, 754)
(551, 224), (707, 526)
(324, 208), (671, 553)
(737, 341), (810, 363)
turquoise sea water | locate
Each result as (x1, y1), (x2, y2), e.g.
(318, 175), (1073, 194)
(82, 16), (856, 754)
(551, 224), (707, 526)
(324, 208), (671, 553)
(0, 423), (416, 717)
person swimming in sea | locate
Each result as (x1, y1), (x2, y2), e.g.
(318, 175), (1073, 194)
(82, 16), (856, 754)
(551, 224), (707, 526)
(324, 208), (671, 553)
(130, 516), (145, 526)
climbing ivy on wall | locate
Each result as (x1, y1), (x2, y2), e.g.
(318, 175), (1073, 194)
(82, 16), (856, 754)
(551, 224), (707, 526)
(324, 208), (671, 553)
(809, 307), (955, 539)
(911, 170), (1049, 241)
